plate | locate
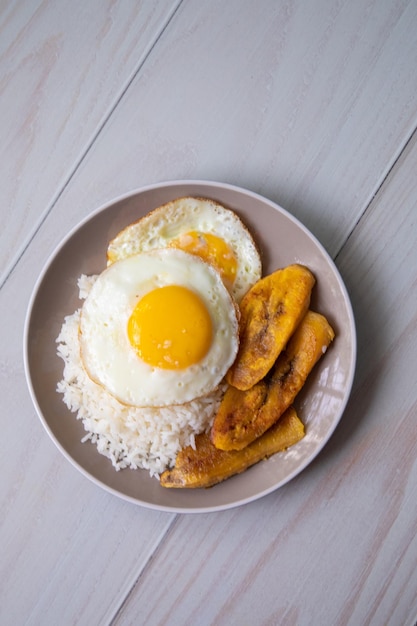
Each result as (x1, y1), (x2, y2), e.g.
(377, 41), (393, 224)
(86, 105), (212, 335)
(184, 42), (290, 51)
(24, 180), (356, 513)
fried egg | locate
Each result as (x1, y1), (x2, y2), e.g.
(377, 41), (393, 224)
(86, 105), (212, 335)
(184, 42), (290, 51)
(106, 197), (262, 302)
(79, 248), (239, 408)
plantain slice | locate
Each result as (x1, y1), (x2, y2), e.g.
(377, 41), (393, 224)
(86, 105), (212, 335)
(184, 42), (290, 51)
(226, 264), (315, 391)
(160, 407), (304, 489)
(212, 310), (335, 450)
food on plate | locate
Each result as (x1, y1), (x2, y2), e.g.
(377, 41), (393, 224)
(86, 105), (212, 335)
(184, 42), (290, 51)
(160, 406), (304, 488)
(56, 195), (335, 486)
(106, 196), (262, 302)
(79, 248), (239, 408)
(226, 264), (315, 391)
(212, 310), (335, 451)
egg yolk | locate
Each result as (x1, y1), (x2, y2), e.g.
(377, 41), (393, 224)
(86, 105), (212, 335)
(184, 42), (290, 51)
(170, 231), (237, 288)
(127, 285), (213, 369)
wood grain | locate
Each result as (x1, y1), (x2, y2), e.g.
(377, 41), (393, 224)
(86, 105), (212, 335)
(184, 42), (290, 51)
(1, 0), (417, 624)
(0, 0), (180, 286)
(26, 0), (417, 260)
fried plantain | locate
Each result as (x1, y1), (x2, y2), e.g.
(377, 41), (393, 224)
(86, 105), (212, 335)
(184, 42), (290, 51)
(226, 264), (315, 390)
(159, 407), (304, 489)
(212, 310), (335, 450)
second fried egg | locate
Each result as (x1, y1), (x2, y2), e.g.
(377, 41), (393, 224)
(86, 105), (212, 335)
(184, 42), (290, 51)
(106, 197), (262, 302)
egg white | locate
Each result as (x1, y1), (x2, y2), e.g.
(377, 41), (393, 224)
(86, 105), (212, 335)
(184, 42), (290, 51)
(106, 196), (262, 302)
(79, 248), (239, 408)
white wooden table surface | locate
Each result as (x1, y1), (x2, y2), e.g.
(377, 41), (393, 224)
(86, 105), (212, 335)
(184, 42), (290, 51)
(1, 1), (417, 624)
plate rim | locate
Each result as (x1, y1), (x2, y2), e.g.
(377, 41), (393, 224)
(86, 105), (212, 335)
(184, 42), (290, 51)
(23, 179), (357, 513)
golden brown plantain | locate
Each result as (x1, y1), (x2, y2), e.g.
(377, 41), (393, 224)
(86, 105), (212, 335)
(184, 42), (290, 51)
(226, 264), (315, 390)
(212, 310), (335, 450)
(160, 407), (304, 488)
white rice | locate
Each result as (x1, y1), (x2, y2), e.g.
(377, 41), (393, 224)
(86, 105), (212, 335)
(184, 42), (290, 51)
(56, 275), (225, 478)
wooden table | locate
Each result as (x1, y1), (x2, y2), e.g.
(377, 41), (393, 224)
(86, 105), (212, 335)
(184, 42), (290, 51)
(1, 2), (417, 624)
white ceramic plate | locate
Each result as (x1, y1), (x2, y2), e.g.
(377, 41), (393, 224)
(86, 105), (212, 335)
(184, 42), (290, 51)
(24, 180), (356, 513)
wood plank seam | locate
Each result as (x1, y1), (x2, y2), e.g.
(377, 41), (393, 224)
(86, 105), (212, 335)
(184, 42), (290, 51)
(0, 0), (184, 292)
(107, 514), (180, 626)
(334, 125), (417, 263)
